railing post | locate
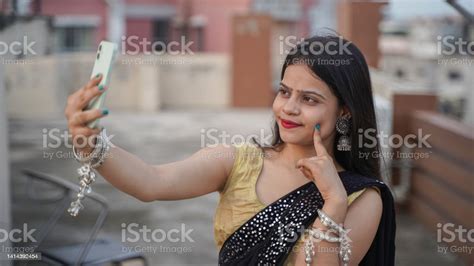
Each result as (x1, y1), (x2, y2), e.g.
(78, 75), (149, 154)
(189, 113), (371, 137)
(0, 57), (12, 265)
(391, 93), (438, 203)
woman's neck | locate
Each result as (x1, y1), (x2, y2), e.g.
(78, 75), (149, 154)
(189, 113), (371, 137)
(276, 141), (345, 172)
(279, 142), (316, 168)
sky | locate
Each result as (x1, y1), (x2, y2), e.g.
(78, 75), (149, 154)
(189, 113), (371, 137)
(386, 0), (474, 20)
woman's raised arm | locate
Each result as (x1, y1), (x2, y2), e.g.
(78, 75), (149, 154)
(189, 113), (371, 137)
(95, 143), (235, 202)
(65, 75), (236, 202)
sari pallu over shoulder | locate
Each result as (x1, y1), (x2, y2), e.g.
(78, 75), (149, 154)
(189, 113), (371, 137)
(218, 171), (396, 266)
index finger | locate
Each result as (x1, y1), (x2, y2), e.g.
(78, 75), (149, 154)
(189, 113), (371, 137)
(313, 124), (328, 156)
(86, 73), (103, 90)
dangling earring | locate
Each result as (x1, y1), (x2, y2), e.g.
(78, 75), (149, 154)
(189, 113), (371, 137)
(336, 115), (351, 151)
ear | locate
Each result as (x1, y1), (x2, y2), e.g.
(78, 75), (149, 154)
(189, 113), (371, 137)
(338, 106), (351, 119)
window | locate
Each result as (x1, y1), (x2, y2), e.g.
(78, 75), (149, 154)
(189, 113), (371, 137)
(55, 26), (95, 52)
(152, 19), (170, 52)
(195, 27), (205, 52)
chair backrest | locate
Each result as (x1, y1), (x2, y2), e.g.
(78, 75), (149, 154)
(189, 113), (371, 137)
(21, 168), (109, 265)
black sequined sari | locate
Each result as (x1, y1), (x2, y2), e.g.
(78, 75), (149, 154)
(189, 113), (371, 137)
(218, 171), (396, 265)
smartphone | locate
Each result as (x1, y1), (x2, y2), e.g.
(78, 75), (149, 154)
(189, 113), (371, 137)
(85, 41), (118, 128)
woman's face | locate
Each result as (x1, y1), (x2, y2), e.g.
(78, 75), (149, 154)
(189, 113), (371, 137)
(273, 64), (344, 148)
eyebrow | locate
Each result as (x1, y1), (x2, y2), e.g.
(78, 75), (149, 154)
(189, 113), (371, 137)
(279, 82), (326, 100)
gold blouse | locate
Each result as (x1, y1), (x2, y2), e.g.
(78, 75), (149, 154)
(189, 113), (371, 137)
(214, 143), (371, 265)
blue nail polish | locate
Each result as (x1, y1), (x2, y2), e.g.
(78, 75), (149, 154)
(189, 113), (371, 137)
(315, 124), (320, 131)
(102, 108), (109, 115)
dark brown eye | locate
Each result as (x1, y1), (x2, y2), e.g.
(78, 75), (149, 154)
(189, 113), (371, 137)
(278, 88), (289, 97)
(303, 96), (317, 103)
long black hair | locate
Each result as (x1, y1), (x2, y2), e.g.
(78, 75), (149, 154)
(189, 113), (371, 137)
(253, 35), (382, 180)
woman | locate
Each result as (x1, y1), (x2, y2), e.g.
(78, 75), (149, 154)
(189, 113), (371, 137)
(64, 35), (396, 265)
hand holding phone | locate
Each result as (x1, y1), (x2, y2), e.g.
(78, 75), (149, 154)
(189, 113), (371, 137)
(84, 41), (117, 128)
(64, 41), (117, 156)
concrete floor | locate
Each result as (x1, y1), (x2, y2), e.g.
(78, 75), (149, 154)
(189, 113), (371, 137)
(7, 109), (466, 265)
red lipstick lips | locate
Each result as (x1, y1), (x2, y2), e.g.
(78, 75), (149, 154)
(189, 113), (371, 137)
(280, 118), (302, 129)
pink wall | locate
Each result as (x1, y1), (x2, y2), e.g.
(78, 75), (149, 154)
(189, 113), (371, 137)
(39, 0), (177, 47)
(125, 0), (177, 4)
(39, 0), (107, 45)
(125, 19), (153, 53)
(189, 0), (252, 53)
(36, 0), (253, 53)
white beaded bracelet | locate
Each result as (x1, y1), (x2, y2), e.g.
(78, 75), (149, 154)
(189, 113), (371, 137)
(68, 128), (112, 216)
(304, 209), (352, 266)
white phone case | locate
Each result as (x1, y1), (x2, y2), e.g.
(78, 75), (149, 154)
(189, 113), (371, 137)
(86, 41), (117, 128)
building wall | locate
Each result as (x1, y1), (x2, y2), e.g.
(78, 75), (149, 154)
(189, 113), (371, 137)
(232, 14), (273, 107)
(159, 53), (230, 108)
(40, 0), (108, 45)
(188, 0), (251, 53)
(36, 0), (249, 54)
(39, 0), (177, 51)
(0, 17), (52, 58)
(394, 97), (474, 265)
(337, 1), (386, 68)
(125, 0), (177, 4)
(5, 53), (230, 118)
(125, 18), (153, 53)
(381, 53), (472, 121)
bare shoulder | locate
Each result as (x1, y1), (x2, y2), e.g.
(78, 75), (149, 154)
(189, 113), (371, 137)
(344, 186), (383, 264)
(190, 144), (240, 189)
(351, 187), (383, 212)
(196, 143), (238, 174)
(150, 143), (240, 200)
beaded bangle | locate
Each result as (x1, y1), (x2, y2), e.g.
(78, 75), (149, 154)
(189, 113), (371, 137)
(68, 128), (112, 217)
(304, 208), (352, 266)
(90, 129), (112, 168)
(72, 133), (102, 163)
(317, 208), (346, 235)
(308, 228), (341, 242)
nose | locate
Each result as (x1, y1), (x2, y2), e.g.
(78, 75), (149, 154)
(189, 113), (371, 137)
(282, 96), (300, 115)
